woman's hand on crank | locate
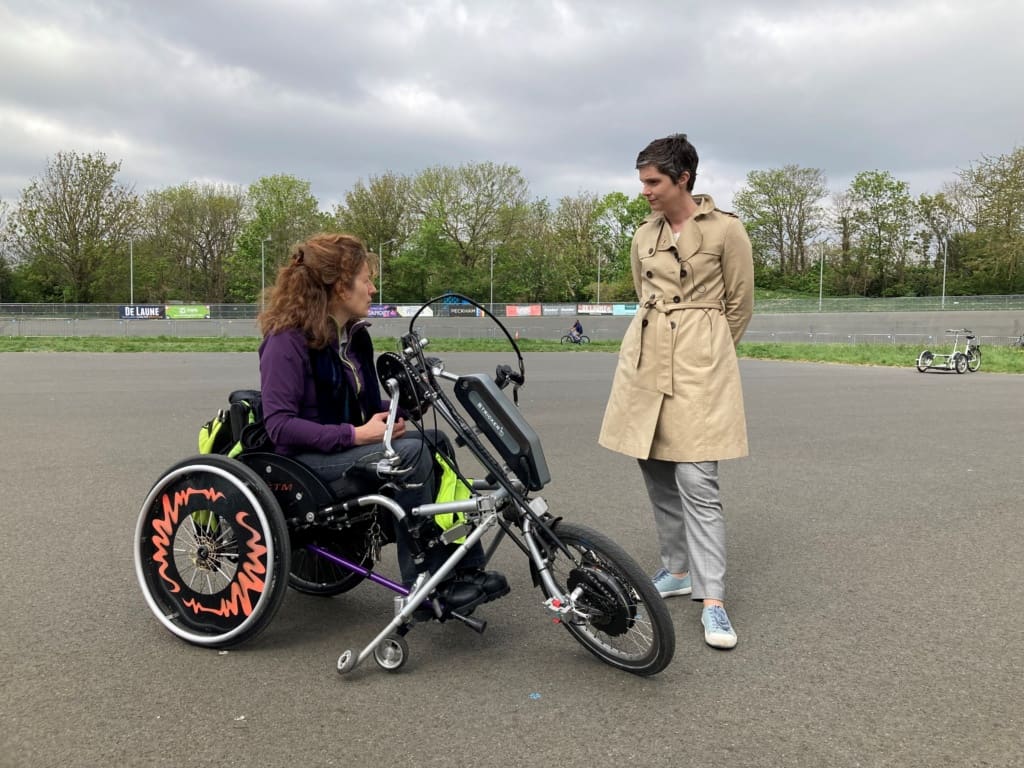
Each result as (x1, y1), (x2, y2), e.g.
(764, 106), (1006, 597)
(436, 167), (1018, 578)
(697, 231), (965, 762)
(354, 412), (405, 445)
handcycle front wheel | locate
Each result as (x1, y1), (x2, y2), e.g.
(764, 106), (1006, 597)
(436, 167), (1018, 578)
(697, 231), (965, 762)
(916, 350), (933, 372)
(535, 520), (674, 676)
(134, 455), (290, 648)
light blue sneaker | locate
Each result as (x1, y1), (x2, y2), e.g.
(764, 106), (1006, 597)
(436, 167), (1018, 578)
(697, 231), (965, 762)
(652, 568), (692, 597)
(701, 604), (738, 649)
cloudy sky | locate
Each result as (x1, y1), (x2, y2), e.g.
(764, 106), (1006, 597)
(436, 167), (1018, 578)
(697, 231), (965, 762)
(2, 0), (1021, 213)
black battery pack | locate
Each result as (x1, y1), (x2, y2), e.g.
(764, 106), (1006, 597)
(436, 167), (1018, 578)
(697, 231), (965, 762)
(453, 373), (550, 491)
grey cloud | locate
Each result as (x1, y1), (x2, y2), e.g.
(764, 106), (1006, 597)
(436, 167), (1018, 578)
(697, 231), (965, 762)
(1, 0), (1021, 211)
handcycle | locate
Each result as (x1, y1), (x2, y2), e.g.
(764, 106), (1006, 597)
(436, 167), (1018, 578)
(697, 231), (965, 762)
(916, 329), (981, 373)
(134, 294), (674, 676)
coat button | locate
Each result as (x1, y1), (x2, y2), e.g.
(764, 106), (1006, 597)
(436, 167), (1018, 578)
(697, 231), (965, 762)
(673, 295), (681, 303)
(670, 321), (676, 329)
(680, 269), (687, 278)
(645, 270), (653, 278)
(642, 319), (648, 327)
(647, 247), (654, 255)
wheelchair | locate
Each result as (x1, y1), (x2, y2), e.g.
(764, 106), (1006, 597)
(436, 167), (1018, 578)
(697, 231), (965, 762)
(134, 295), (675, 676)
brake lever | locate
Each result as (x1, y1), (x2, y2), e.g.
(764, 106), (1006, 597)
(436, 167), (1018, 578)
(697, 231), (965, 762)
(382, 378), (401, 459)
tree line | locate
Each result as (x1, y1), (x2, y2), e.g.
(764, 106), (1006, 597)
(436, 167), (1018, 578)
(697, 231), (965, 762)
(1, 147), (1021, 305)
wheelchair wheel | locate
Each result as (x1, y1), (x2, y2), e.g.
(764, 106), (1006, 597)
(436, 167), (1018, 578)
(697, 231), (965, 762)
(954, 353), (968, 374)
(134, 455), (290, 648)
(534, 521), (674, 676)
(288, 526), (373, 596)
(916, 351), (933, 372)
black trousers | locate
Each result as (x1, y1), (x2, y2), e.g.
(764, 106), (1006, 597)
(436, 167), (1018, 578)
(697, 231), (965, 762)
(294, 428), (485, 584)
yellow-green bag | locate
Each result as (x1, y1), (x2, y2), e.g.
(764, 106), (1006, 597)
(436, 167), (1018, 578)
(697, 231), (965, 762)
(198, 410), (232, 454)
(433, 451), (472, 543)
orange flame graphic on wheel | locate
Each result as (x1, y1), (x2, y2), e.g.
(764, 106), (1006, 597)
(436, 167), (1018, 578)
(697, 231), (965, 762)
(182, 510), (267, 618)
(149, 486), (268, 619)
(152, 487), (225, 593)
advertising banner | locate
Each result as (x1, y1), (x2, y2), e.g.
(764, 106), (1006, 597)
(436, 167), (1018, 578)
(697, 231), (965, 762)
(165, 305), (211, 319)
(120, 305), (166, 320)
(369, 304), (400, 318)
(505, 304), (541, 317)
(542, 305), (577, 316)
(576, 303), (614, 315)
(613, 303), (639, 316)
(396, 305), (432, 318)
(448, 305), (480, 317)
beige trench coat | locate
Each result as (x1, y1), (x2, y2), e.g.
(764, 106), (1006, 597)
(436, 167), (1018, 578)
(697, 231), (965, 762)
(598, 194), (754, 462)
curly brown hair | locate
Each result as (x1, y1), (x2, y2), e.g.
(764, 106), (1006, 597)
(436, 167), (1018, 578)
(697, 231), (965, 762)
(257, 233), (377, 348)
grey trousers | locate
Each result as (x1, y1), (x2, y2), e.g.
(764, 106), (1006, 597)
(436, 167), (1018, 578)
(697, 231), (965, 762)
(638, 459), (726, 602)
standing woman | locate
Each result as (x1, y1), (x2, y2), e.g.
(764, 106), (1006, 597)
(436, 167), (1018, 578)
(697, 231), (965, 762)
(599, 135), (753, 649)
(257, 233), (508, 614)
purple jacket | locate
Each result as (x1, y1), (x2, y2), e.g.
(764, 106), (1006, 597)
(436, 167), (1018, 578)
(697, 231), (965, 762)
(258, 323), (386, 456)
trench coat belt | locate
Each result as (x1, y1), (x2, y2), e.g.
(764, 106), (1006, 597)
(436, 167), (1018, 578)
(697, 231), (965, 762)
(639, 298), (726, 396)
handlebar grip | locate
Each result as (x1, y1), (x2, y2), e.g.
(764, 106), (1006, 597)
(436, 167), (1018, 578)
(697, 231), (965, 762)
(495, 364), (525, 389)
(495, 364), (512, 388)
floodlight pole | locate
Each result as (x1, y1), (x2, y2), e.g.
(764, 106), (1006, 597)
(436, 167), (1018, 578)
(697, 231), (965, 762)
(261, 235), (272, 313)
(941, 239), (948, 310)
(818, 242), (825, 312)
(379, 238), (396, 305)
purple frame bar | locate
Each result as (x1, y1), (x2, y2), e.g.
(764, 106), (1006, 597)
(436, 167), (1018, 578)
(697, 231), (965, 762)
(306, 544), (409, 596)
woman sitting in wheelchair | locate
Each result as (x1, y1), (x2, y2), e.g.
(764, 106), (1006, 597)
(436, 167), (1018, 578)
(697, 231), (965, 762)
(257, 232), (508, 615)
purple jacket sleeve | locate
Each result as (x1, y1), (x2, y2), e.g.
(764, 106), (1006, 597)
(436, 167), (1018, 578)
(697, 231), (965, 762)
(259, 331), (356, 453)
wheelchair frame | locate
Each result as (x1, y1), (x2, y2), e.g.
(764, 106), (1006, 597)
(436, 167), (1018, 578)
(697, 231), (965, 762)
(135, 294), (675, 676)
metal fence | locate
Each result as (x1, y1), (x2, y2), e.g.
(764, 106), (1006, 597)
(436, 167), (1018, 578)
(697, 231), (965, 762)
(3, 297), (1023, 343)
(2, 295), (1023, 321)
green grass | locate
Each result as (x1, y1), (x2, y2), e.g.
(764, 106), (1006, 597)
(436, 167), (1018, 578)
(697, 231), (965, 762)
(2, 335), (1022, 373)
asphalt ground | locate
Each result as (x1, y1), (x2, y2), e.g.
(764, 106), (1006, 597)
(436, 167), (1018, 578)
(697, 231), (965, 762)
(0, 352), (1021, 768)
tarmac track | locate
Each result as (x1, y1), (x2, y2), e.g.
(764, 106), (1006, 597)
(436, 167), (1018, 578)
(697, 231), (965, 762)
(0, 351), (1021, 768)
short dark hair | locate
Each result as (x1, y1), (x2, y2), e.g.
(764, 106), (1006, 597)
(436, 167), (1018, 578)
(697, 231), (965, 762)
(636, 134), (699, 191)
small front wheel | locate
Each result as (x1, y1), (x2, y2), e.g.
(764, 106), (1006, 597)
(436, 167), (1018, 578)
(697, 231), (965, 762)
(954, 353), (968, 374)
(373, 635), (409, 672)
(916, 350), (933, 372)
(534, 521), (674, 676)
(966, 347), (981, 372)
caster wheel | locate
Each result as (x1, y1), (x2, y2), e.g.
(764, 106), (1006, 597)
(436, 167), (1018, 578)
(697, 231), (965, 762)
(373, 635), (409, 672)
(337, 650), (357, 675)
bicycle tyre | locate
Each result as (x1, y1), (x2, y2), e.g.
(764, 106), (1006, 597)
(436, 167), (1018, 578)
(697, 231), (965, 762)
(954, 353), (968, 374)
(916, 350), (933, 372)
(134, 455), (290, 647)
(966, 348), (981, 372)
(535, 520), (674, 675)
(560, 335), (572, 344)
(579, 335), (590, 344)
